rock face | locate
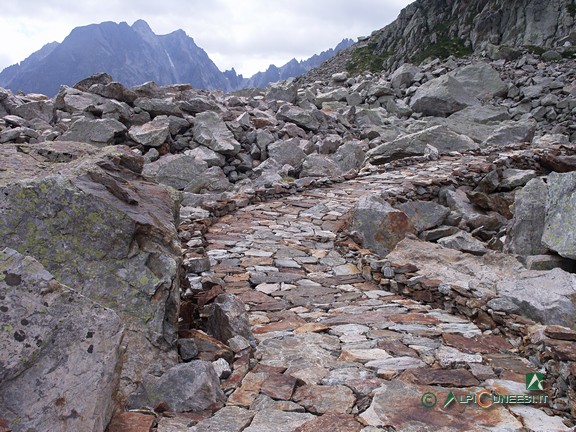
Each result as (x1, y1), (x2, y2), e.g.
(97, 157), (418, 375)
(0, 248), (124, 432)
(542, 171), (576, 259)
(306, 0), (576, 78)
(0, 142), (181, 404)
(497, 268), (576, 328)
(505, 178), (548, 255)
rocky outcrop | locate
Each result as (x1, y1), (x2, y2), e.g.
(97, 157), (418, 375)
(0, 248), (124, 432)
(0, 142), (182, 410)
(303, 0), (576, 80)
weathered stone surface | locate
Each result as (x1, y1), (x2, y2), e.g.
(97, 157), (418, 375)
(142, 153), (208, 190)
(268, 139), (307, 169)
(300, 153), (342, 178)
(128, 115), (171, 147)
(410, 75), (480, 117)
(402, 367), (480, 387)
(390, 63), (420, 89)
(292, 384), (355, 414)
(542, 171), (576, 259)
(482, 119), (537, 146)
(183, 166), (232, 194)
(256, 333), (340, 369)
(193, 111), (241, 155)
(294, 413), (363, 432)
(205, 293), (253, 345)
(127, 360), (225, 411)
(134, 97), (183, 117)
(397, 200), (450, 233)
(59, 117), (127, 146)
(349, 194), (415, 256)
(107, 412), (155, 432)
(508, 406), (572, 432)
(243, 410), (314, 432)
(497, 268), (576, 328)
(449, 62), (508, 100)
(189, 406), (255, 432)
(0, 143), (181, 402)
(54, 86), (108, 113)
(276, 104), (320, 131)
(505, 178), (548, 255)
(437, 230), (490, 256)
(366, 125), (478, 164)
(498, 168), (537, 191)
(360, 380), (522, 430)
(0, 248), (123, 432)
(185, 146), (226, 167)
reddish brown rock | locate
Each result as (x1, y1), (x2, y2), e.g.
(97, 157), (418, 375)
(544, 325), (576, 341)
(401, 367), (480, 387)
(294, 413), (363, 432)
(227, 372), (267, 407)
(544, 340), (576, 361)
(442, 333), (512, 354)
(292, 384), (355, 414)
(260, 373), (298, 400)
(376, 339), (419, 357)
(106, 412), (155, 432)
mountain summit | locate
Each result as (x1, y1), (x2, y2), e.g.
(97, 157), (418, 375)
(0, 20), (352, 96)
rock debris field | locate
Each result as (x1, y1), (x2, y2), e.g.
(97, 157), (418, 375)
(1, 50), (576, 432)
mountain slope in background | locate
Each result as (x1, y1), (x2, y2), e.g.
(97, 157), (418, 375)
(0, 20), (352, 96)
(302, 0), (576, 82)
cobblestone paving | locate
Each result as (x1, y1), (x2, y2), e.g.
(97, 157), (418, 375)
(169, 153), (573, 431)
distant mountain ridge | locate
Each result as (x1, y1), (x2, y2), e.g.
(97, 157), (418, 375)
(0, 20), (353, 96)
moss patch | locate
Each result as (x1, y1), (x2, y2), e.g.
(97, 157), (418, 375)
(411, 35), (472, 64)
(346, 42), (391, 75)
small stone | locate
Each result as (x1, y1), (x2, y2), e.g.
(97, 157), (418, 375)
(212, 358), (232, 379)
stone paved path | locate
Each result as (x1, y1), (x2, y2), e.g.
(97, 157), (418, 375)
(164, 152), (573, 431)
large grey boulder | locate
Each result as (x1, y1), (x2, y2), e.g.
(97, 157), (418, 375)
(59, 117), (127, 146)
(497, 268), (576, 328)
(409, 75), (480, 117)
(127, 361), (225, 412)
(183, 166), (232, 194)
(396, 200), (450, 233)
(300, 154), (342, 178)
(505, 178), (548, 255)
(134, 97), (183, 117)
(193, 111), (241, 155)
(331, 140), (366, 173)
(366, 125), (478, 164)
(349, 194), (415, 256)
(0, 142), (181, 402)
(268, 138), (307, 169)
(54, 86), (108, 114)
(448, 62), (508, 100)
(390, 63), (420, 89)
(276, 104), (320, 131)
(542, 171), (576, 259)
(0, 248), (124, 432)
(128, 115), (171, 147)
(482, 119), (537, 146)
(205, 294), (254, 345)
(143, 153), (209, 190)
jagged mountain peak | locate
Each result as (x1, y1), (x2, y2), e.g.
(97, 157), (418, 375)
(0, 19), (353, 96)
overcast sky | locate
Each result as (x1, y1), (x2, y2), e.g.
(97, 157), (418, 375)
(0, 0), (413, 77)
